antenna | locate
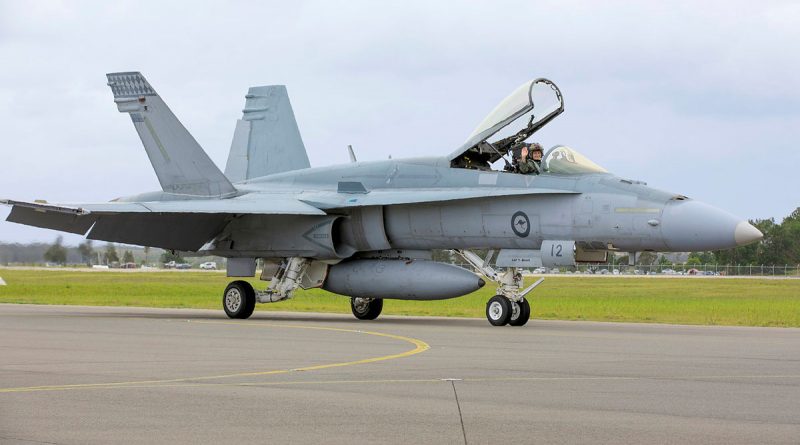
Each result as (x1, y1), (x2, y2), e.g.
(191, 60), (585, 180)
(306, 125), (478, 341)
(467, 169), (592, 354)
(347, 145), (357, 163)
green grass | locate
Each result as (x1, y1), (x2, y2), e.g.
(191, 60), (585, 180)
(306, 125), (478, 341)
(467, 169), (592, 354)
(0, 269), (799, 327)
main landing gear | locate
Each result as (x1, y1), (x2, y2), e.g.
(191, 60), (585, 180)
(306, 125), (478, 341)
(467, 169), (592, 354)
(350, 297), (383, 320)
(223, 280), (256, 319)
(222, 257), (386, 322)
(223, 257), (315, 320)
(455, 250), (543, 327)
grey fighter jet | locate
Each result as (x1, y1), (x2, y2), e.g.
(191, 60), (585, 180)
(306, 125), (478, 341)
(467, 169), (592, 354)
(2, 73), (763, 326)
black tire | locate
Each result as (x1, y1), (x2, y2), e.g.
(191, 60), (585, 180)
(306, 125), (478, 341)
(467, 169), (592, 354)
(350, 297), (383, 320)
(509, 299), (531, 326)
(486, 295), (512, 326)
(223, 281), (256, 319)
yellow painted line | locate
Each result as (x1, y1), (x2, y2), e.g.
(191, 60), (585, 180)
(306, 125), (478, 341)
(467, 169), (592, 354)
(0, 319), (429, 394)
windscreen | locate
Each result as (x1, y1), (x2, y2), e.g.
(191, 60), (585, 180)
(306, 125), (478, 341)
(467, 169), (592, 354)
(544, 146), (608, 175)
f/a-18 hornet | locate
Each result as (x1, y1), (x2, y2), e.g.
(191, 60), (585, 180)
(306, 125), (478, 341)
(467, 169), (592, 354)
(2, 73), (763, 326)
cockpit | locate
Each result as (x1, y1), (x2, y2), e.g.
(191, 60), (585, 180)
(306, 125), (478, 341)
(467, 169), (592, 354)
(448, 78), (608, 176)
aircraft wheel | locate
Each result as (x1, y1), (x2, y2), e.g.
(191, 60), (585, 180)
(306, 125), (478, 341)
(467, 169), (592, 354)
(351, 297), (383, 320)
(509, 299), (531, 326)
(486, 295), (512, 326)
(223, 280), (256, 319)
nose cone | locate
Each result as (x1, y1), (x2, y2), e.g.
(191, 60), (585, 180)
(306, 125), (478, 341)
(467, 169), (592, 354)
(661, 200), (761, 251)
(734, 221), (763, 246)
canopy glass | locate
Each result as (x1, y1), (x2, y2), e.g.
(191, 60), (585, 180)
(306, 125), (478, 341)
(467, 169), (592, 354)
(543, 146), (608, 175)
(449, 78), (564, 167)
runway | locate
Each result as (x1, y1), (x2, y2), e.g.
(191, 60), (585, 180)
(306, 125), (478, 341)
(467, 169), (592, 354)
(1, 305), (799, 444)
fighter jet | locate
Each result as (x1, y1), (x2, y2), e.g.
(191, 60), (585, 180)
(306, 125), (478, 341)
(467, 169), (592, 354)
(2, 73), (763, 326)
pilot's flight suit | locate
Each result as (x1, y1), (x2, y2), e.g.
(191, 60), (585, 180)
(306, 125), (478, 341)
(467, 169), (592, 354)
(517, 159), (541, 174)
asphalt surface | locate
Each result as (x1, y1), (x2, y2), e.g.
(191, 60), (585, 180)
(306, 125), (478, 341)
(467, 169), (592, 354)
(1, 305), (799, 444)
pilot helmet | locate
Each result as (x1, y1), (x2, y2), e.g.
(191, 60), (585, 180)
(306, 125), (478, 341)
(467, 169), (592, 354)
(529, 142), (543, 154)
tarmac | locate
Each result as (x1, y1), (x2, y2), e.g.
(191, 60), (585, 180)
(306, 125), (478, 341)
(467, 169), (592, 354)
(1, 304), (799, 444)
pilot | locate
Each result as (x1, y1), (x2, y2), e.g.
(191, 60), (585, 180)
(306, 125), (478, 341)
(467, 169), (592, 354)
(517, 143), (543, 175)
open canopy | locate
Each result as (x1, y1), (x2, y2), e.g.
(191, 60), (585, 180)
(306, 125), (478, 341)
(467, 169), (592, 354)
(449, 78), (564, 168)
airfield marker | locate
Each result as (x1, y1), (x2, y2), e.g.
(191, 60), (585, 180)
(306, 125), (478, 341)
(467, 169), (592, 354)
(0, 277), (5, 285)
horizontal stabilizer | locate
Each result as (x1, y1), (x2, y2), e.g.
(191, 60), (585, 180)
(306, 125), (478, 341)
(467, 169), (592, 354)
(2, 196), (325, 251)
(107, 72), (237, 197)
(4, 201), (95, 235)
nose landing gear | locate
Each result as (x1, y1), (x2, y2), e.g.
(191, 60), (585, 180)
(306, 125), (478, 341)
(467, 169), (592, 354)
(456, 249), (543, 327)
(509, 298), (531, 326)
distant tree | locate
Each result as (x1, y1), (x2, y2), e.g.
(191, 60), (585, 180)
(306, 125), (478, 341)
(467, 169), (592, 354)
(77, 240), (94, 266)
(764, 208), (800, 265)
(658, 255), (672, 266)
(782, 208), (800, 264)
(714, 215), (791, 265)
(637, 251), (657, 266)
(43, 236), (67, 265)
(686, 256), (701, 267)
(687, 251), (714, 266)
(122, 250), (135, 264)
(104, 243), (120, 265)
(160, 250), (184, 264)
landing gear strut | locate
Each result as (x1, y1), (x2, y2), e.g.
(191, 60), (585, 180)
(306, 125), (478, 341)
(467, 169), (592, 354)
(455, 249), (543, 327)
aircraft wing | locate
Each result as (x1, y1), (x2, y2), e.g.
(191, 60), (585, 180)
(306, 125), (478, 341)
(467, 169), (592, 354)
(299, 187), (578, 210)
(1, 196), (325, 251)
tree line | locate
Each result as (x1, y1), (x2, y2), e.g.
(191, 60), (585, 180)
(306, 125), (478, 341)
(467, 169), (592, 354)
(43, 238), (146, 265)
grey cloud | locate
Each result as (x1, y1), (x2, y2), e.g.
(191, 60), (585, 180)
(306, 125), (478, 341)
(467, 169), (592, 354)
(1, 0), (797, 243)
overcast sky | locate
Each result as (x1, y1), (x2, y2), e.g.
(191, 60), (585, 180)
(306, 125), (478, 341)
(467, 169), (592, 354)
(1, 0), (798, 245)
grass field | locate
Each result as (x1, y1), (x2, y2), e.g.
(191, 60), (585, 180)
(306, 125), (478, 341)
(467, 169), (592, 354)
(0, 269), (798, 327)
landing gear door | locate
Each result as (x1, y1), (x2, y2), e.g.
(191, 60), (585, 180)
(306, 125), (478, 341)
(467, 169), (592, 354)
(495, 249), (543, 268)
(540, 240), (576, 267)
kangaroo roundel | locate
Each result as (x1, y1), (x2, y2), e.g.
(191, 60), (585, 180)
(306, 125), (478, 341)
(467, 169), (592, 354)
(511, 211), (530, 238)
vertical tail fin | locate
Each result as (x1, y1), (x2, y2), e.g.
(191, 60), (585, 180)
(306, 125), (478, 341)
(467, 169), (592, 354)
(224, 85), (311, 182)
(106, 72), (237, 197)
